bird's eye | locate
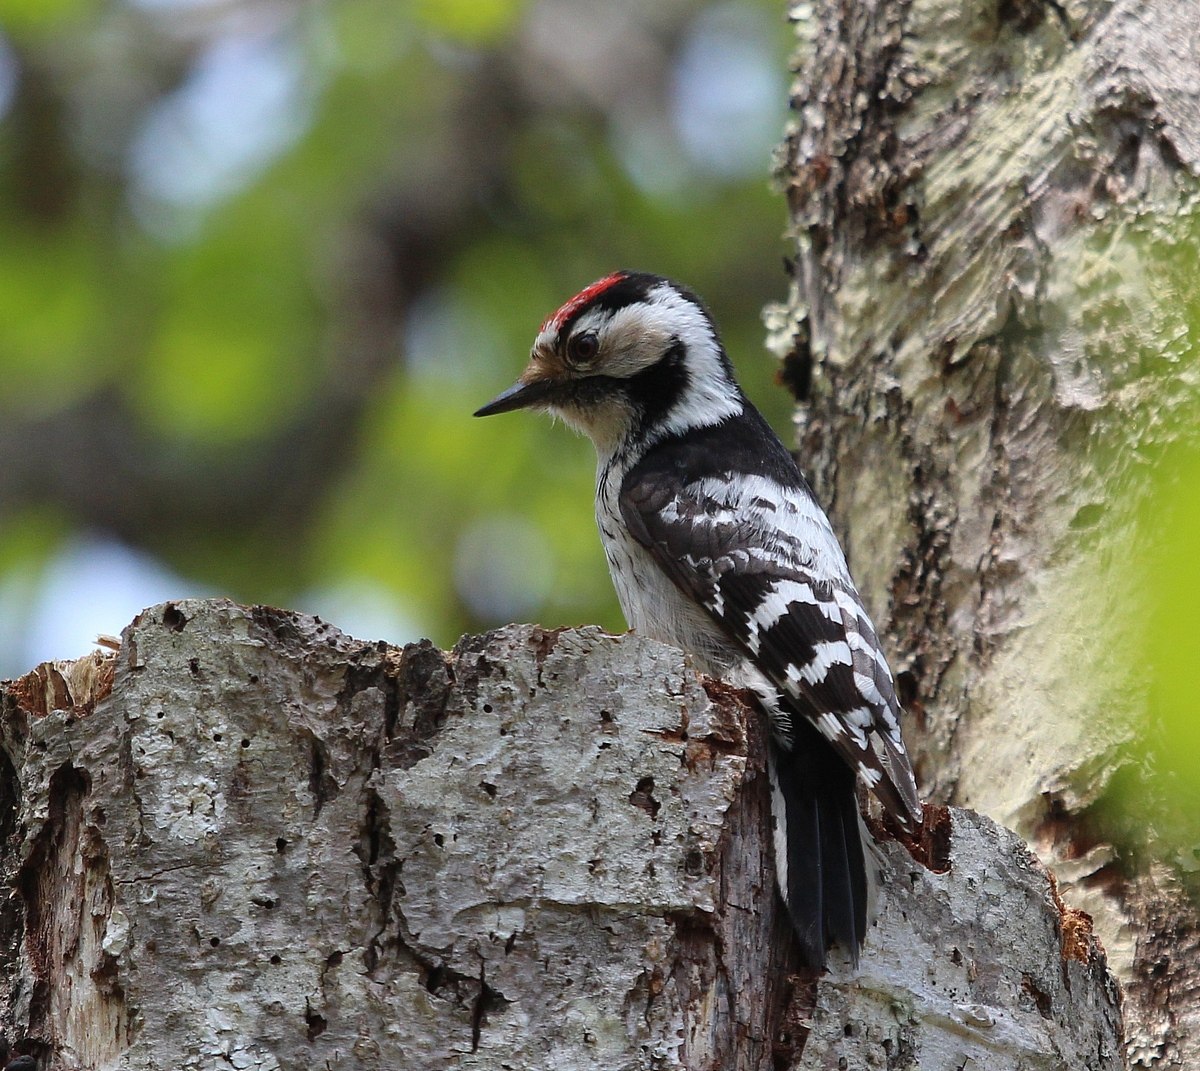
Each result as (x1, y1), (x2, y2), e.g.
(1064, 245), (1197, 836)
(566, 332), (599, 366)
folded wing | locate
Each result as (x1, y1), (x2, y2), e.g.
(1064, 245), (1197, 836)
(619, 462), (922, 830)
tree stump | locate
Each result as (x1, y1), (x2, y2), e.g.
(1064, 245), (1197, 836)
(0, 600), (1121, 1069)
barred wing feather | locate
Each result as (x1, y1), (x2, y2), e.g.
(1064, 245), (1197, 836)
(620, 465), (922, 830)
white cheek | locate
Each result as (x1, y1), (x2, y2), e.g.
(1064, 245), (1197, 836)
(601, 328), (669, 378)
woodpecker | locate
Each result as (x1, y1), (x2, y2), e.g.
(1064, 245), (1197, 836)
(474, 271), (922, 968)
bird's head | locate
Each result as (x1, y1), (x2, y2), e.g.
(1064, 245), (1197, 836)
(474, 271), (743, 455)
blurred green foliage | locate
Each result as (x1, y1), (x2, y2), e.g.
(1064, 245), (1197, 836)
(1144, 451), (1200, 815)
(0, 0), (797, 671)
(1103, 439), (1200, 880)
(1098, 208), (1200, 875)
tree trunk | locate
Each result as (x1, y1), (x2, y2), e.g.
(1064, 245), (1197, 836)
(770, 0), (1200, 1065)
(0, 600), (1120, 1069)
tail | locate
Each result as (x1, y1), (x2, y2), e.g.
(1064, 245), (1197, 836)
(768, 724), (870, 969)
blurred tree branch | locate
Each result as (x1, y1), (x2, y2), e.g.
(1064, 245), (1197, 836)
(0, 2), (731, 607)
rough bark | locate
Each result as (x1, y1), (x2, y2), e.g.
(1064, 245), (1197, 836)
(0, 600), (1120, 1069)
(770, 0), (1200, 1066)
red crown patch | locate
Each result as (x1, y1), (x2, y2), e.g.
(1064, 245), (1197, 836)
(540, 272), (627, 333)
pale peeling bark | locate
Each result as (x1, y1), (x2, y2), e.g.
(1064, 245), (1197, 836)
(0, 600), (1119, 1069)
(770, 0), (1200, 1066)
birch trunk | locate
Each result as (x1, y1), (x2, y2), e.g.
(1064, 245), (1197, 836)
(0, 600), (1120, 1069)
(770, 0), (1200, 1065)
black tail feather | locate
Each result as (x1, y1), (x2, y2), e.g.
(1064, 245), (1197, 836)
(769, 725), (868, 969)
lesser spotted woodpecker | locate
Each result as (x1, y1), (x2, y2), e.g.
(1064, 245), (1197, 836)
(474, 271), (922, 968)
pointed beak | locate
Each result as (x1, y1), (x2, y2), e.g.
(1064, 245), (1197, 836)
(473, 376), (559, 417)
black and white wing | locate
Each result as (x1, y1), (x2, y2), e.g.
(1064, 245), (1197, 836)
(619, 441), (922, 831)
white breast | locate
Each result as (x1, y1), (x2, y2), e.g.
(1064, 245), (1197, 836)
(595, 458), (737, 674)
